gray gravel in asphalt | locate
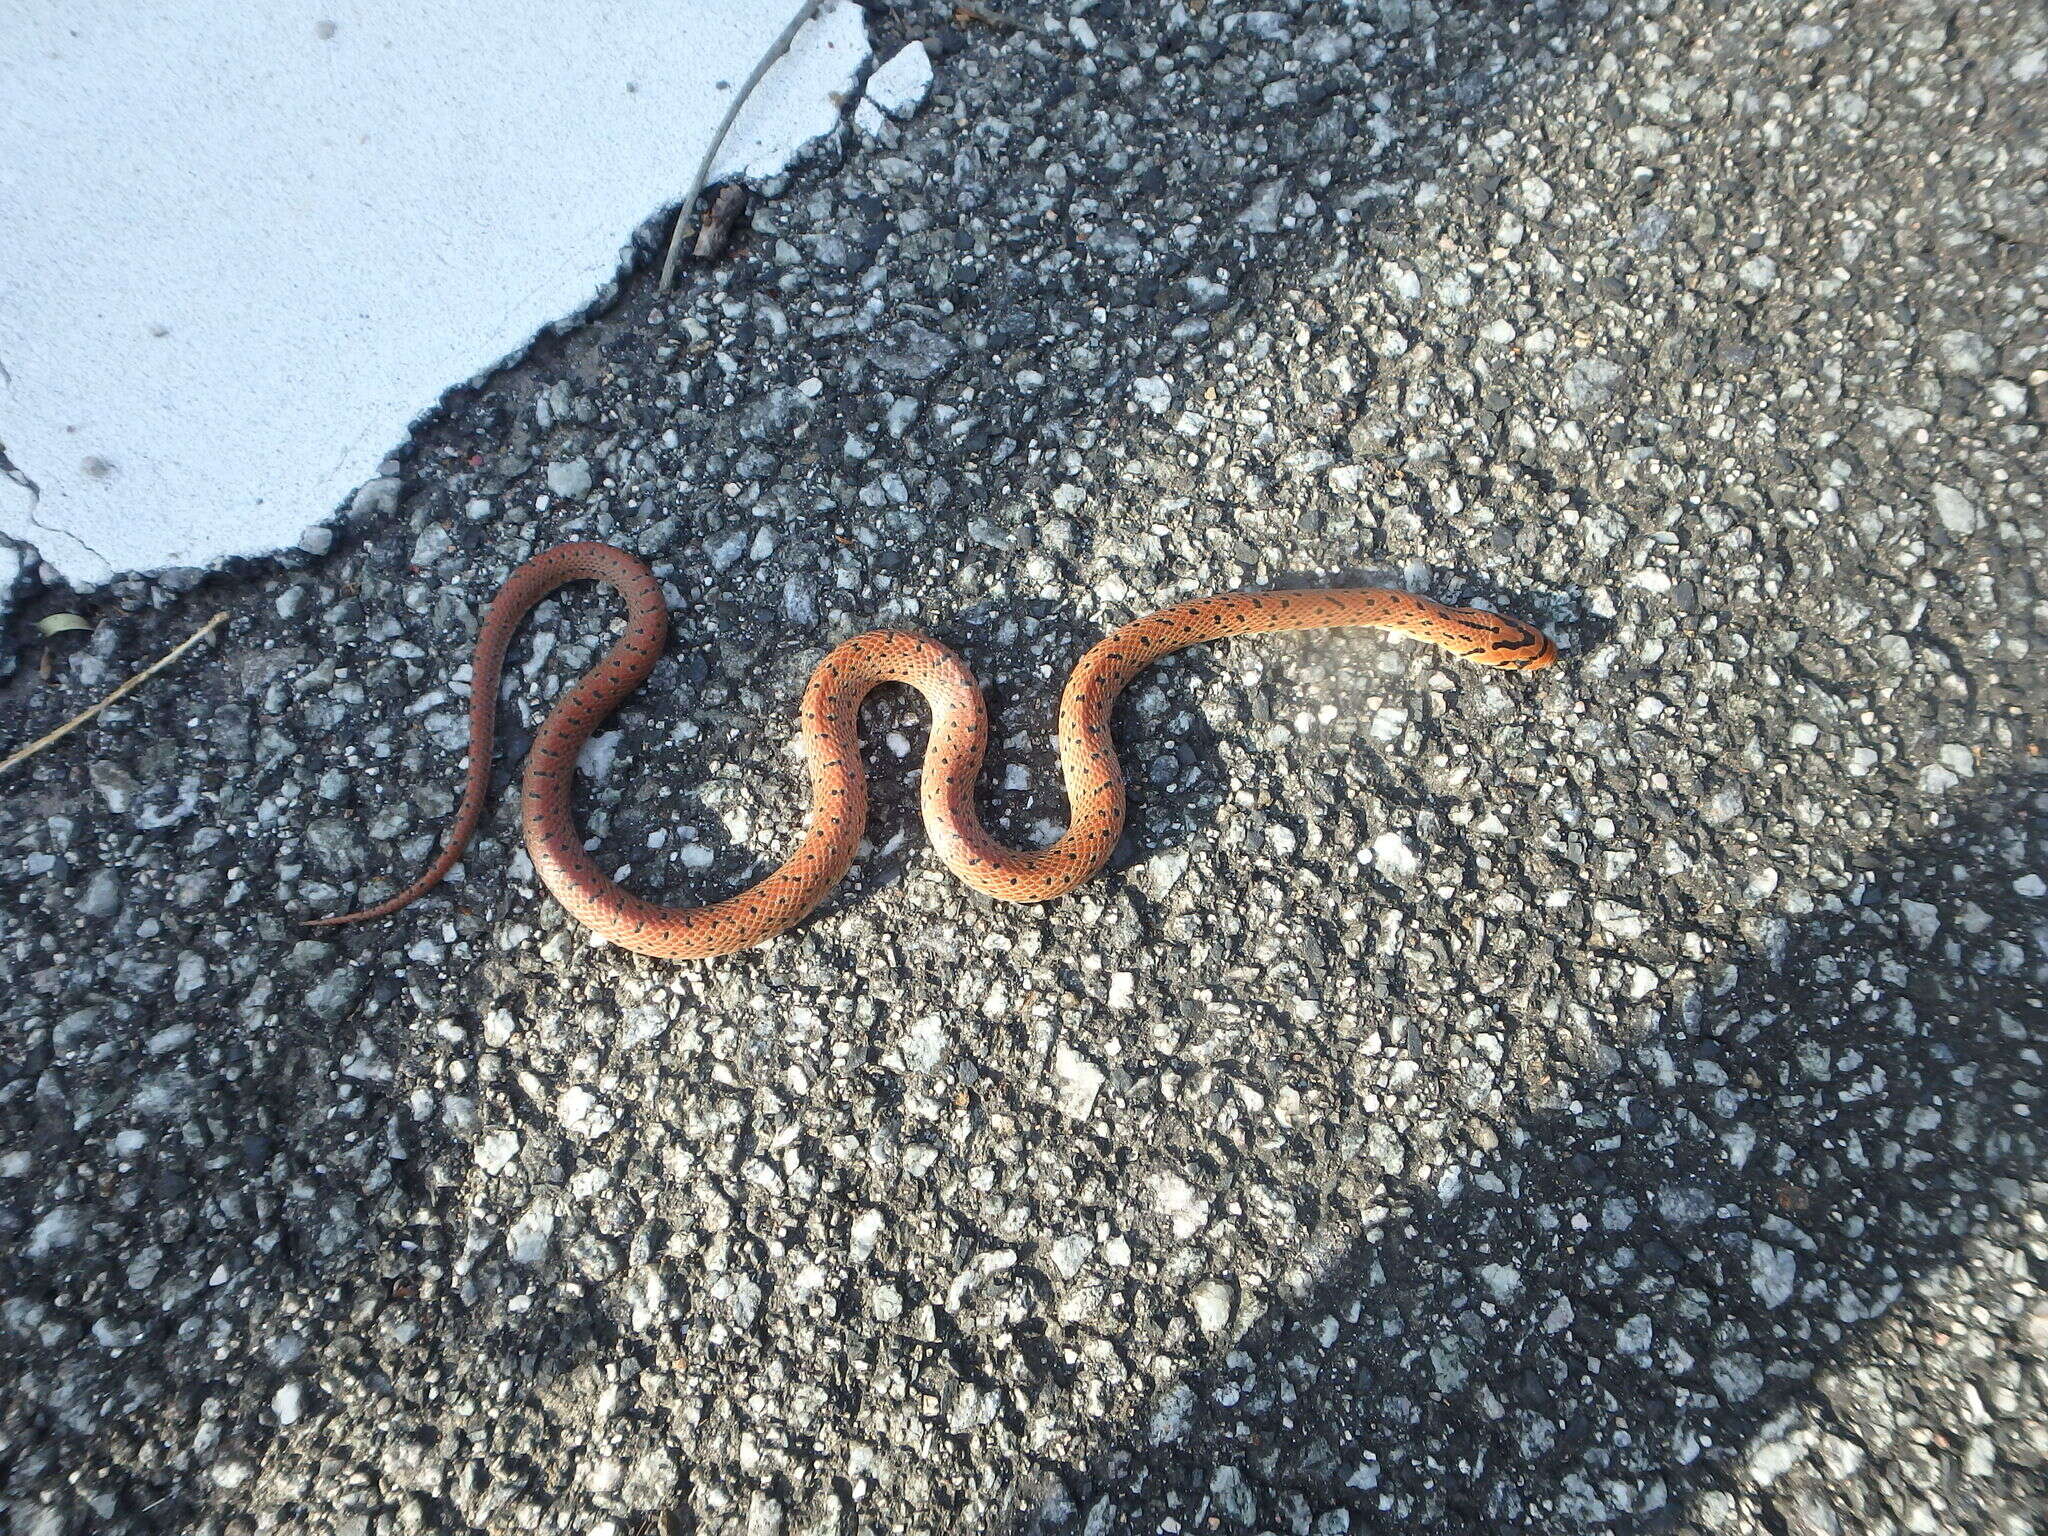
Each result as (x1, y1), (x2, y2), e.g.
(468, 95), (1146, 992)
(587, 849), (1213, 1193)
(1, 0), (2045, 1533)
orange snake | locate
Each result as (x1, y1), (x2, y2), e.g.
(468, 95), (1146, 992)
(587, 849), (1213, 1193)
(310, 541), (1556, 959)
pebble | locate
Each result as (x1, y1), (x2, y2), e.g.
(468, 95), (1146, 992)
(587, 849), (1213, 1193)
(350, 476), (402, 517)
(74, 869), (122, 917)
(862, 41), (933, 122)
(1931, 483), (1981, 535)
(546, 457), (594, 499)
(1152, 1171), (1210, 1239)
(866, 319), (957, 381)
(474, 1129), (520, 1175)
(1750, 1242), (1797, 1308)
(1934, 329), (1993, 376)
(1367, 831), (1421, 880)
(896, 1015), (947, 1073)
(507, 1204), (556, 1265)
(557, 1086), (616, 1139)
(1052, 1044), (1105, 1121)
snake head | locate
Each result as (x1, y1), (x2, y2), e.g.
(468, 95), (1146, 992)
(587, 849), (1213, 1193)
(1439, 606), (1558, 671)
(1485, 615), (1559, 671)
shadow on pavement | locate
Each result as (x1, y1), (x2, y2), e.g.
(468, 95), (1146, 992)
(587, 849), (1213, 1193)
(1019, 775), (2045, 1533)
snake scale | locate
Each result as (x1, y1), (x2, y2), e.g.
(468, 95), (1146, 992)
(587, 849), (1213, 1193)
(309, 541), (1556, 958)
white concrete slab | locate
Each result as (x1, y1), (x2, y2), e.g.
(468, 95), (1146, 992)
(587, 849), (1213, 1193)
(0, 1), (869, 586)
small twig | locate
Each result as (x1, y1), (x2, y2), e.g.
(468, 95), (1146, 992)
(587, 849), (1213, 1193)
(694, 183), (749, 261)
(953, 1), (1023, 29)
(658, 0), (822, 291)
(0, 610), (228, 777)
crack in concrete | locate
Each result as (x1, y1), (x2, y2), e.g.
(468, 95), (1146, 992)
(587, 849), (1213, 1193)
(0, 439), (115, 580)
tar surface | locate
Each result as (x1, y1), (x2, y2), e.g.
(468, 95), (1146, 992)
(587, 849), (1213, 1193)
(0, 1), (2043, 1533)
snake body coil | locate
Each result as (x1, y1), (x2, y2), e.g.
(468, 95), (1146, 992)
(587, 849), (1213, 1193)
(310, 542), (1555, 958)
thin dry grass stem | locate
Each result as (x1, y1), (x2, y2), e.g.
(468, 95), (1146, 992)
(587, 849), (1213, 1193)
(954, 2), (1024, 30)
(0, 610), (228, 777)
(657, 0), (821, 292)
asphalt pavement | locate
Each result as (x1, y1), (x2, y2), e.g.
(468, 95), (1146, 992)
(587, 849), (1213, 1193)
(1, 0), (2043, 1532)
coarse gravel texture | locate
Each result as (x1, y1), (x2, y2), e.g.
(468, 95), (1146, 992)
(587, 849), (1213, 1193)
(2, 0), (2046, 1533)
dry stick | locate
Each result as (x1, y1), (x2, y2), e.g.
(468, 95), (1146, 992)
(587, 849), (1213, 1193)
(694, 183), (750, 262)
(0, 610), (228, 777)
(954, 2), (1024, 30)
(657, 0), (822, 292)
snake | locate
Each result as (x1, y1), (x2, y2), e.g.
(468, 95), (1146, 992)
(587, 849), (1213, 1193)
(308, 541), (1556, 959)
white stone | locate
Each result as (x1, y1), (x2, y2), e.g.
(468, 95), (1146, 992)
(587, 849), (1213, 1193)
(1048, 1234), (1091, 1280)
(1366, 831), (1421, 880)
(1594, 902), (1648, 939)
(867, 1283), (903, 1322)
(1919, 764), (1961, 795)
(897, 1014), (947, 1073)
(1366, 1122), (1404, 1176)
(1152, 1170), (1211, 1239)
(577, 730), (622, 784)
(508, 1202), (556, 1265)
(1931, 483), (1982, 535)
(1934, 330), (1993, 376)
(849, 1208), (884, 1263)
(557, 1085), (616, 1140)
(1899, 899), (1940, 943)
(745, 1492), (785, 1536)
(1052, 1044), (1106, 1121)
(1189, 1279), (1235, 1336)
(1149, 1384), (1194, 1444)
(1513, 176), (1554, 218)
(1723, 1123), (1756, 1169)
(1744, 1421), (1814, 1486)
(26, 1205), (81, 1258)
(474, 1128), (520, 1175)
(863, 41), (932, 120)
(1750, 1241), (1796, 1308)
(545, 456), (593, 500)
(1706, 1357), (1764, 1408)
